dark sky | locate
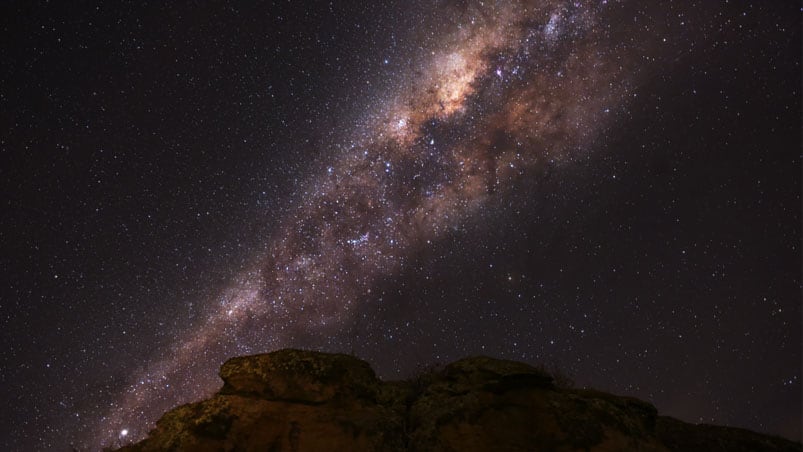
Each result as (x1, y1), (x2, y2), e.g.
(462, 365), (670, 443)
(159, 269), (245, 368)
(1, 1), (800, 450)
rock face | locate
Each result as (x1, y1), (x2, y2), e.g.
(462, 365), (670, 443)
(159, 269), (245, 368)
(118, 349), (800, 452)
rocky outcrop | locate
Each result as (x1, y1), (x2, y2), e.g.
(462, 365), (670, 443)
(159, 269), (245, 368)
(118, 349), (801, 452)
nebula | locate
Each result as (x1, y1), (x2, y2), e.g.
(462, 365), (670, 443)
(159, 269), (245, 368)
(91, 0), (662, 448)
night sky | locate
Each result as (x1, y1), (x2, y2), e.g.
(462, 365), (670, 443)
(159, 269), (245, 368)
(1, 1), (800, 450)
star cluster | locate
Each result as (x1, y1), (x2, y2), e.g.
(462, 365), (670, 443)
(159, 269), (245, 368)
(1, 1), (799, 450)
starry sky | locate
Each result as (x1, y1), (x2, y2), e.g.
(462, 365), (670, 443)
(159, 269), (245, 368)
(1, 0), (800, 450)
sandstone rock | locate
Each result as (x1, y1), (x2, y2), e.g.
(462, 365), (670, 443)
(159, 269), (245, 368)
(117, 349), (801, 452)
(219, 349), (380, 404)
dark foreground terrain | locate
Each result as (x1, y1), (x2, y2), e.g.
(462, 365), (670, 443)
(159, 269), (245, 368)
(118, 349), (800, 451)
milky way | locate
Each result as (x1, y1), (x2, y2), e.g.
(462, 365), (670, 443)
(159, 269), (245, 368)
(83, 1), (651, 447)
(85, 0), (717, 447)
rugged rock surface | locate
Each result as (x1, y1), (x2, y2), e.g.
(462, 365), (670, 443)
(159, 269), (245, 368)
(118, 349), (801, 452)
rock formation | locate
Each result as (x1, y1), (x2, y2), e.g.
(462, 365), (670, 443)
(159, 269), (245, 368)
(117, 349), (801, 452)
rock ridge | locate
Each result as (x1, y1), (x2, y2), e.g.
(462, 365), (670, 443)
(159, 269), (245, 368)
(118, 349), (801, 452)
